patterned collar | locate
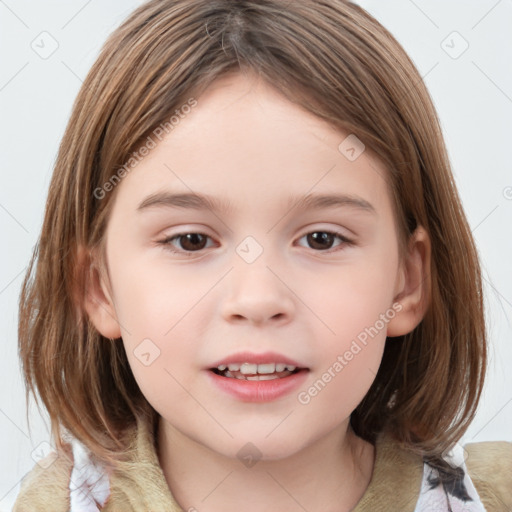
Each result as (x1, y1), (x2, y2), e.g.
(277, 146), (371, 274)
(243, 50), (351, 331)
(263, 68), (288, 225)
(67, 419), (486, 511)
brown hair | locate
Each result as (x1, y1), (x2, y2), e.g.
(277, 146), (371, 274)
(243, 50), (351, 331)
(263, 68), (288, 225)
(18, 0), (486, 476)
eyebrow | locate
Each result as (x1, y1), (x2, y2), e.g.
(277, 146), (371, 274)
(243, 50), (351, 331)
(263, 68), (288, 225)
(136, 191), (376, 216)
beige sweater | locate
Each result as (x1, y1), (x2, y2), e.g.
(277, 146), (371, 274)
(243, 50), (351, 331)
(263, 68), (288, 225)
(13, 415), (512, 511)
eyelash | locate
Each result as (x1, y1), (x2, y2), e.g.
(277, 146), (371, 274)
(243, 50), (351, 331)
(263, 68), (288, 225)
(158, 230), (354, 257)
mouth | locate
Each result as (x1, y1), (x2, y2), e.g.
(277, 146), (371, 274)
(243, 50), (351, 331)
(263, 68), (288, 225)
(209, 362), (306, 381)
(206, 354), (310, 402)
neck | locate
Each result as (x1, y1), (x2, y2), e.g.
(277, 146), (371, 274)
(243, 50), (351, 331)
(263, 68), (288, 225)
(157, 417), (375, 512)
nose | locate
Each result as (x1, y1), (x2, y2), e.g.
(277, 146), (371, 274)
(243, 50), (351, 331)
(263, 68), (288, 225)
(220, 261), (295, 326)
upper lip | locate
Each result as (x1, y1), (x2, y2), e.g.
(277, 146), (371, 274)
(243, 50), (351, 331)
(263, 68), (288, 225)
(208, 351), (307, 369)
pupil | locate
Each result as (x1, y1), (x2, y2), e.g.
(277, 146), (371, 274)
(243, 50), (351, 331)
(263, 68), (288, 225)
(308, 232), (333, 250)
(181, 233), (207, 251)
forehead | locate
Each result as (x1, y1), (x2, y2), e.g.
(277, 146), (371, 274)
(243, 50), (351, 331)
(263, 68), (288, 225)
(110, 73), (392, 221)
(164, 72), (357, 161)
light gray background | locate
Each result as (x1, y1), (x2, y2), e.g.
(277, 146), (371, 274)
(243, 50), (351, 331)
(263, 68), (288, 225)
(1, 0), (511, 509)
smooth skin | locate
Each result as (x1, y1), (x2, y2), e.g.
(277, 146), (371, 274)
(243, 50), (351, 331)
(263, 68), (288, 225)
(84, 71), (431, 512)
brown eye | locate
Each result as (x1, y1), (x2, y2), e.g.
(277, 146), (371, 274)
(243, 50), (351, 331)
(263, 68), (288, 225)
(176, 233), (208, 251)
(161, 232), (213, 255)
(307, 232), (336, 250)
(298, 231), (352, 252)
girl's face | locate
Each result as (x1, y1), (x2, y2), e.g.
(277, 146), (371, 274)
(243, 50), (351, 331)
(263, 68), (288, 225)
(95, 72), (412, 459)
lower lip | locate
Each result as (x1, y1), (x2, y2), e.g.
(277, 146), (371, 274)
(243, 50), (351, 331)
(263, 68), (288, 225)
(206, 369), (309, 402)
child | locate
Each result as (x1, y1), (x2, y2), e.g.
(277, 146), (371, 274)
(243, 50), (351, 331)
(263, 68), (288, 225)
(14, 0), (512, 510)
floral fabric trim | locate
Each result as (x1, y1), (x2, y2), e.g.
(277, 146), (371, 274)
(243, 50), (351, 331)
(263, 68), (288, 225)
(69, 438), (110, 511)
(414, 444), (486, 511)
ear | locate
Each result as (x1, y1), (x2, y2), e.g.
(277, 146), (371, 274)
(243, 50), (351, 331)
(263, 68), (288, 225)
(387, 225), (431, 337)
(76, 245), (122, 339)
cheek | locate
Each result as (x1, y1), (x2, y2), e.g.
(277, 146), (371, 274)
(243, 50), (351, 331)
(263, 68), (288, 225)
(107, 255), (207, 403)
(120, 324), (200, 416)
(296, 263), (392, 415)
(294, 247), (397, 414)
(303, 252), (398, 345)
(110, 251), (209, 339)
(299, 340), (385, 426)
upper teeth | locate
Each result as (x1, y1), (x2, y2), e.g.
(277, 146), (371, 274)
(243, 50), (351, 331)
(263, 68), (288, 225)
(217, 363), (297, 374)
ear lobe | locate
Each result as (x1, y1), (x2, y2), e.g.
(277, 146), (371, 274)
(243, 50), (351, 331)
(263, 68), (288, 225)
(77, 245), (122, 339)
(386, 226), (431, 337)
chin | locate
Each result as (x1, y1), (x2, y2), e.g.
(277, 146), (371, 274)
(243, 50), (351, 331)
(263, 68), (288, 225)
(209, 431), (312, 463)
